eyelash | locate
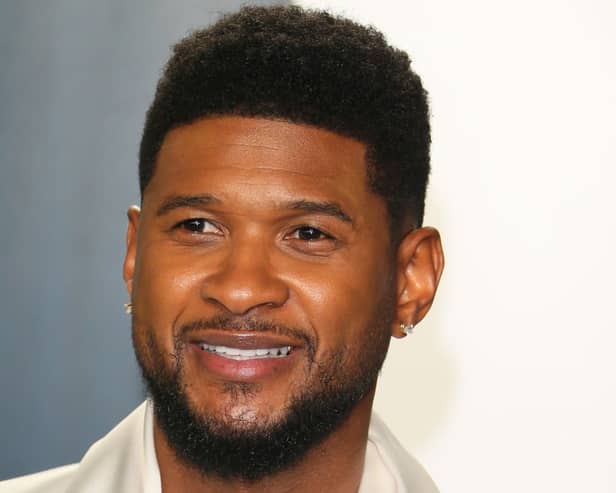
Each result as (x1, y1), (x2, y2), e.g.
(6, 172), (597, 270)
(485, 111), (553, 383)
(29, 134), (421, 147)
(289, 226), (334, 241)
(175, 218), (222, 234)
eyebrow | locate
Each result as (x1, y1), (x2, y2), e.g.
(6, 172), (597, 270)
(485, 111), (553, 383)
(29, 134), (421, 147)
(283, 200), (353, 224)
(156, 194), (220, 216)
(156, 194), (353, 225)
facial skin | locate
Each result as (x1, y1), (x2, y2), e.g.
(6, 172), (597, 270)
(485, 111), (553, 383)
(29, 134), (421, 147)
(123, 116), (444, 492)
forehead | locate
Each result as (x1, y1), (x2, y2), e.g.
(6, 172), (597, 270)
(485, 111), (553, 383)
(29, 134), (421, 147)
(145, 116), (378, 211)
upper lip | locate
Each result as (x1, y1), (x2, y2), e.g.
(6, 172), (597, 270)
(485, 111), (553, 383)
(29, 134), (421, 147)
(188, 330), (304, 350)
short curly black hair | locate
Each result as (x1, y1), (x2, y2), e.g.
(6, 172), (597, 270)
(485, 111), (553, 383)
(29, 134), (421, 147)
(139, 5), (431, 229)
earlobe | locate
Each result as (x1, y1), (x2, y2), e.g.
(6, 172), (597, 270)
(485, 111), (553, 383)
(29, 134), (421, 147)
(123, 205), (141, 297)
(393, 227), (444, 338)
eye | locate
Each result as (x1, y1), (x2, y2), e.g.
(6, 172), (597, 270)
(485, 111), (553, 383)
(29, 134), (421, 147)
(290, 226), (333, 241)
(284, 225), (338, 255)
(175, 218), (221, 234)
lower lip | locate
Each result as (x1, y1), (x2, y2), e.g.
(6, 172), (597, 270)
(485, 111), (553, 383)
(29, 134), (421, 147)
(190, 344), (300, 381)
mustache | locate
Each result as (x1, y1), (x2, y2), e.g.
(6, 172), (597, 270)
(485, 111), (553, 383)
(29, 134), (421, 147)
(177, 314), (316, 358)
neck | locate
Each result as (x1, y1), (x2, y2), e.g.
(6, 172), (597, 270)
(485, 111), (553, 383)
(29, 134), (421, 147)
(154, 386), (376, 493)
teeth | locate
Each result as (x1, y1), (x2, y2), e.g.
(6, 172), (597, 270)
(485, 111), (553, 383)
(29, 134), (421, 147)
(199, 344), (292, 360)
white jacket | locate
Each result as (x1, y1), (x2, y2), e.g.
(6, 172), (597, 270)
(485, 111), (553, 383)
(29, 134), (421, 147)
(1, 401), (439, 492)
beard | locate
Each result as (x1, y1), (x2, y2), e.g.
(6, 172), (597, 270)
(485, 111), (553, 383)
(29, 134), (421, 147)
(133, 302), (393, 482)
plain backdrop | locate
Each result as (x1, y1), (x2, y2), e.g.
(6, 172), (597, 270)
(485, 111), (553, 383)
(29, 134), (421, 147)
(298, 0), (616, 492)
(2, 1), (615, 491)
(0, 0), (286, 478)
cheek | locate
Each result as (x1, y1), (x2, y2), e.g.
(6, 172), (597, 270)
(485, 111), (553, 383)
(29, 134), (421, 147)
(288, 256), (393, 347)
(133, 242), (203, 337)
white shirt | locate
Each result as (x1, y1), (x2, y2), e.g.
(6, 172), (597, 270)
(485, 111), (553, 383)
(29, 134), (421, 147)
(0, 401), (439, 492)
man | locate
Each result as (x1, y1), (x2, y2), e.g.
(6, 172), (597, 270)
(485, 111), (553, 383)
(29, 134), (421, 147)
(2, 5), (444, 492)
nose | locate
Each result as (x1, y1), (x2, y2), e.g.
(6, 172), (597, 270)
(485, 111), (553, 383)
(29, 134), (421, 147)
(200, 239), (289, 316)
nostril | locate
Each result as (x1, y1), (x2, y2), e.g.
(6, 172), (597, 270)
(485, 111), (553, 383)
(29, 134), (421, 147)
(200, 268), (289, 315)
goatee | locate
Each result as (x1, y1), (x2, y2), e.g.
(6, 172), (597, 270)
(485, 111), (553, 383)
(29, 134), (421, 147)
(134, 313), (391, 482)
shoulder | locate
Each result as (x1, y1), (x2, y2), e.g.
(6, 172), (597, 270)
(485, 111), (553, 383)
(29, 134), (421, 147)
(367, 413), (440, 493)
(0, 402), (150, 493)
(0, 464), (78, 493)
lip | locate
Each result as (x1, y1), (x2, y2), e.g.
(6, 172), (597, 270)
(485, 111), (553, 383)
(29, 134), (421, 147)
(188, 330), (304, 382)
(188, 330), (303, 350)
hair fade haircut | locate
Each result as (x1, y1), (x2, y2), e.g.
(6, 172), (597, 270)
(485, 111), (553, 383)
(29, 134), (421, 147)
(139, 5), (431, 229)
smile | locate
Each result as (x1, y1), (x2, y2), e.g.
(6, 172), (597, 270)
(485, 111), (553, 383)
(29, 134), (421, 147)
(199, 343), (292, 360)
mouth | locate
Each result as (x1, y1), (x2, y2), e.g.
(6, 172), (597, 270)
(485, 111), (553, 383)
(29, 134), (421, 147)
(188, 330), (303, 381)
(198, 343), (292, 360)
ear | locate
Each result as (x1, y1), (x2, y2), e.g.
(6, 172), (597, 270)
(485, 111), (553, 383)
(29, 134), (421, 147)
(122, 205), (141, 298)
(392, 227), (444, 338)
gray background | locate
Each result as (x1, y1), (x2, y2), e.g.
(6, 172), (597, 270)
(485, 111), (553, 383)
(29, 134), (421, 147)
(0, 0), (286, 478)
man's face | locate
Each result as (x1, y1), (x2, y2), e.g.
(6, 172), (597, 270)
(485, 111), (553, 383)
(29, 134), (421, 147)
(124, 116), (398, 477)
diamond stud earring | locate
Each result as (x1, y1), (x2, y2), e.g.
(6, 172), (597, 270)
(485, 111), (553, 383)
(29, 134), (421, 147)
(399, 322), (414, 336)
(123, 302), (133, 315)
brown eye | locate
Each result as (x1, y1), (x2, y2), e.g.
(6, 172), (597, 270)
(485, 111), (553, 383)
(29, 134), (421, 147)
(176, 218), (220, 234)
(294, 226), (331, 241)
